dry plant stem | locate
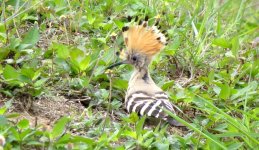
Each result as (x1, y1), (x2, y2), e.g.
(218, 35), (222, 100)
(13, 19), (21, 39)
(2, 2), (9, 45)
(66, 0), (72, 33)
(42, 20), (51, 50)
(63, 21), (70, 45)
(77, 1), (85, 33)
(51, 46), (54, 74)
(34, 117), (38, 128)
(108, 73), (113, 115)
(182, 65), (194, 86)
(13, 1), (22, 39)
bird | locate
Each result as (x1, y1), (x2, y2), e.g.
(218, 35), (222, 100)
(107, 16), (181, 126)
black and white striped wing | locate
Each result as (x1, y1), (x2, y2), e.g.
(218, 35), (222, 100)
(125, 91), (179, 125)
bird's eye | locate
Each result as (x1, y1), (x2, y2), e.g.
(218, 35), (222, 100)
(132, 56), (137, 61)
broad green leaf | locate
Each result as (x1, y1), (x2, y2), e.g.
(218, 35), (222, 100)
(19, 44), (34, 50)
(0, 23), (6, 42)
(56, 134), (71, 144)
(212, 38), (231, 48)
(51, 117), (69, 139)
(122, 130), (137, 139)
(115, 146), (124, 150)
(10, 38), (21, 50)
(21, 27), (40, 47)
(32, 70), (41, 81)
(17, 119), (29, 129)
(219, 84), (230, 100)
(87, 13), (96, 25)
(144, 137), (154, 147)
(69, 48), (85, 74)
(129, 112), (139, 123)
(0, 23), (5, 33)
(21, 67), (35, 80)
(52, 43), (70, 59)
(54, 58), (70, 71)
(103, 22), (113, 31)
(136, 116), (145, 135)
(20, 129), (36, 141)
(107, 129), (121, 142)
(208, 71), (214, 84)
(113, 20), (124, 29)
(34, 78), (48, 87)
(213, 123), (228, 132)
(113, 79), (128, 90)
(0, 106), (7, 115)
(0, 48), (10, 61)
(18, 75), (32, 84)
(3, 65), (19, 80)
(161, 80), (174, 90)
(70, 48), (84, 62)
(79, 55), (91, 71)
(70, 62), (80, 74)
(10, 127), (21, 141)
(71, 136), (94, 144)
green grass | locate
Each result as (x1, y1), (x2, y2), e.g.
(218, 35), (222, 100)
(0, 0), (258, 149)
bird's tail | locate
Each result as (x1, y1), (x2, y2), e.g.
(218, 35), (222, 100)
(164, 117), (184, 127)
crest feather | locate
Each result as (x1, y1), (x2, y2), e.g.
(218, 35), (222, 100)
(122, 16), (167, 57)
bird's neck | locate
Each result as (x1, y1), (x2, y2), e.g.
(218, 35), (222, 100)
(127, 66), (159, 95)
(129, 67), (153, 83)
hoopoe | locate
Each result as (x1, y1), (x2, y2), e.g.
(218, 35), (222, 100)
(108, 16), (181, 126)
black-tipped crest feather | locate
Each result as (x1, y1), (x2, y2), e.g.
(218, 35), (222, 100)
(122, 26), (129, 32)
(127, 16), (132, 22)
(145, 16), (149, 21)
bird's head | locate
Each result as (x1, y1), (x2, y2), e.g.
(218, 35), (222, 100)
(107, 16), (167, 71)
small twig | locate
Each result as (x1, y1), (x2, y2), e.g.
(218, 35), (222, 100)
(13, 19), (21, 39)
(107, 73), (113, 114)
(63, 20), (70, 45)
(34, 117), (38, 128)
(181, 65), (195, 86)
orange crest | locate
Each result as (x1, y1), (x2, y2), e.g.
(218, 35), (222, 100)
(122, 16), (167, 57)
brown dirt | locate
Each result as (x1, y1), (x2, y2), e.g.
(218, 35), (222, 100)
(2, 95), (85, 128)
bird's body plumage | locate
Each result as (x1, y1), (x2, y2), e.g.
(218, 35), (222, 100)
(125, 68), (179, 126)
(108, 16), (181, 126)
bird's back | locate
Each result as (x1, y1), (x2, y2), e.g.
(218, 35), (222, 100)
(125, 71), (181, 126)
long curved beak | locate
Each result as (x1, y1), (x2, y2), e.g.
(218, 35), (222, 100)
(106, 60), (128, 70)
